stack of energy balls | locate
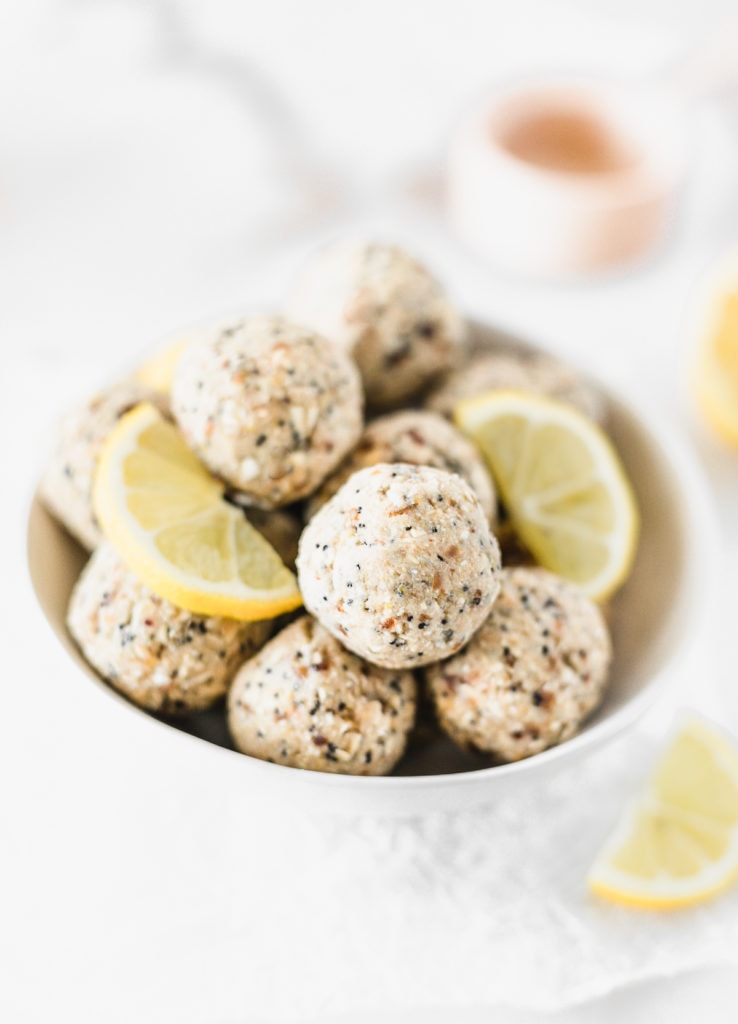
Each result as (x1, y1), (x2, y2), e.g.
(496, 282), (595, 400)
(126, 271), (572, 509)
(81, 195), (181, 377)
(42, 241), (612, 776)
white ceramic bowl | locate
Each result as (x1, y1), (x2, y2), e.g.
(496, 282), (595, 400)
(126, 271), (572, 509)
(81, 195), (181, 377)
(27, 322), (715, 815)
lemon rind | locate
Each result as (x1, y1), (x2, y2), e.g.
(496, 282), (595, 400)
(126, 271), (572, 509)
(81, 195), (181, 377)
(93, 404), (303, 621)
(587, 718), (738, 910)
(454, 389), (639, 601)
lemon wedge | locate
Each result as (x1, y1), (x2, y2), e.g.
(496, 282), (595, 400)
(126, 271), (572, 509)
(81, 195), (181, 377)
(454, 390), (638, 601)
(588, 717), (738, 909)
(694, 275), (738, 447)
(135, 339), (189, 393)
(93, 403), (302, 621)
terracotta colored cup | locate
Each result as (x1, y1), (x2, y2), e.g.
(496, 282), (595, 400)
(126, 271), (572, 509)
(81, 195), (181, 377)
(448, 79), (688, 278)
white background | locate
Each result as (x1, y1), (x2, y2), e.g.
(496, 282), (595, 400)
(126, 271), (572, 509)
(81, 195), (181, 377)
(3, 1), (738, 1020)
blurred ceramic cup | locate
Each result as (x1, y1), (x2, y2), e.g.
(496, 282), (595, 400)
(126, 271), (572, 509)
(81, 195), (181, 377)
(447, 79), (688, 277)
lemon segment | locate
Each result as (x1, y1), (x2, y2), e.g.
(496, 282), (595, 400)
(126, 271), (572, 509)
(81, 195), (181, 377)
(695, 355), (738, 448)
(588, 717), (738, 909)
(692, 255), (738, 447)
(93, 403), (302, 621)
(135, 340), (189, 393)
(454, 389), (638, 601)
(694, 308), (738, 447)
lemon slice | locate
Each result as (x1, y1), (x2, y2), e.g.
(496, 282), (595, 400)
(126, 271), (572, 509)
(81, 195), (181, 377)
(93, 403), (302, 621)
(588, 717), (738, 909)
(135, 339), (189, 393)
(693, 271), (738, 447)
(454, 390), (638, 601)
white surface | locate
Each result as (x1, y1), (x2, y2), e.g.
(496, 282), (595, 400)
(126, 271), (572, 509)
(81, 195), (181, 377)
(4, 1), (738, 1021)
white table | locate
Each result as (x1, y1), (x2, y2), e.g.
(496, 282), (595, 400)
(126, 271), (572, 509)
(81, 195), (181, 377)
(3, 2), (738, 1020)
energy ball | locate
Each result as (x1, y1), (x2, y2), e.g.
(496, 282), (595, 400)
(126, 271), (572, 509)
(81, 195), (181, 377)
(297, 463), (502, 669)
(40, 380), (165, 550)
(171, 316), (363, 507)
(286, 241), (464, 409)
(228, 615), (417, 775)
(67, 544), (270, 714)
(425, 567), (612, 762)
(425, 349), (603, 422)
(306, 410), (496, 524)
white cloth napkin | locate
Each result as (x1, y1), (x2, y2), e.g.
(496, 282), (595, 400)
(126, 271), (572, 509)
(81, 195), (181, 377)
(287, 734), (738, 1020)
(186, 709), (735, 1023)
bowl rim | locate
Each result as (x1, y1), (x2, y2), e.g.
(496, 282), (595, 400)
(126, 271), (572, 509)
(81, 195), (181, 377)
(27, 322), (719, 792)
